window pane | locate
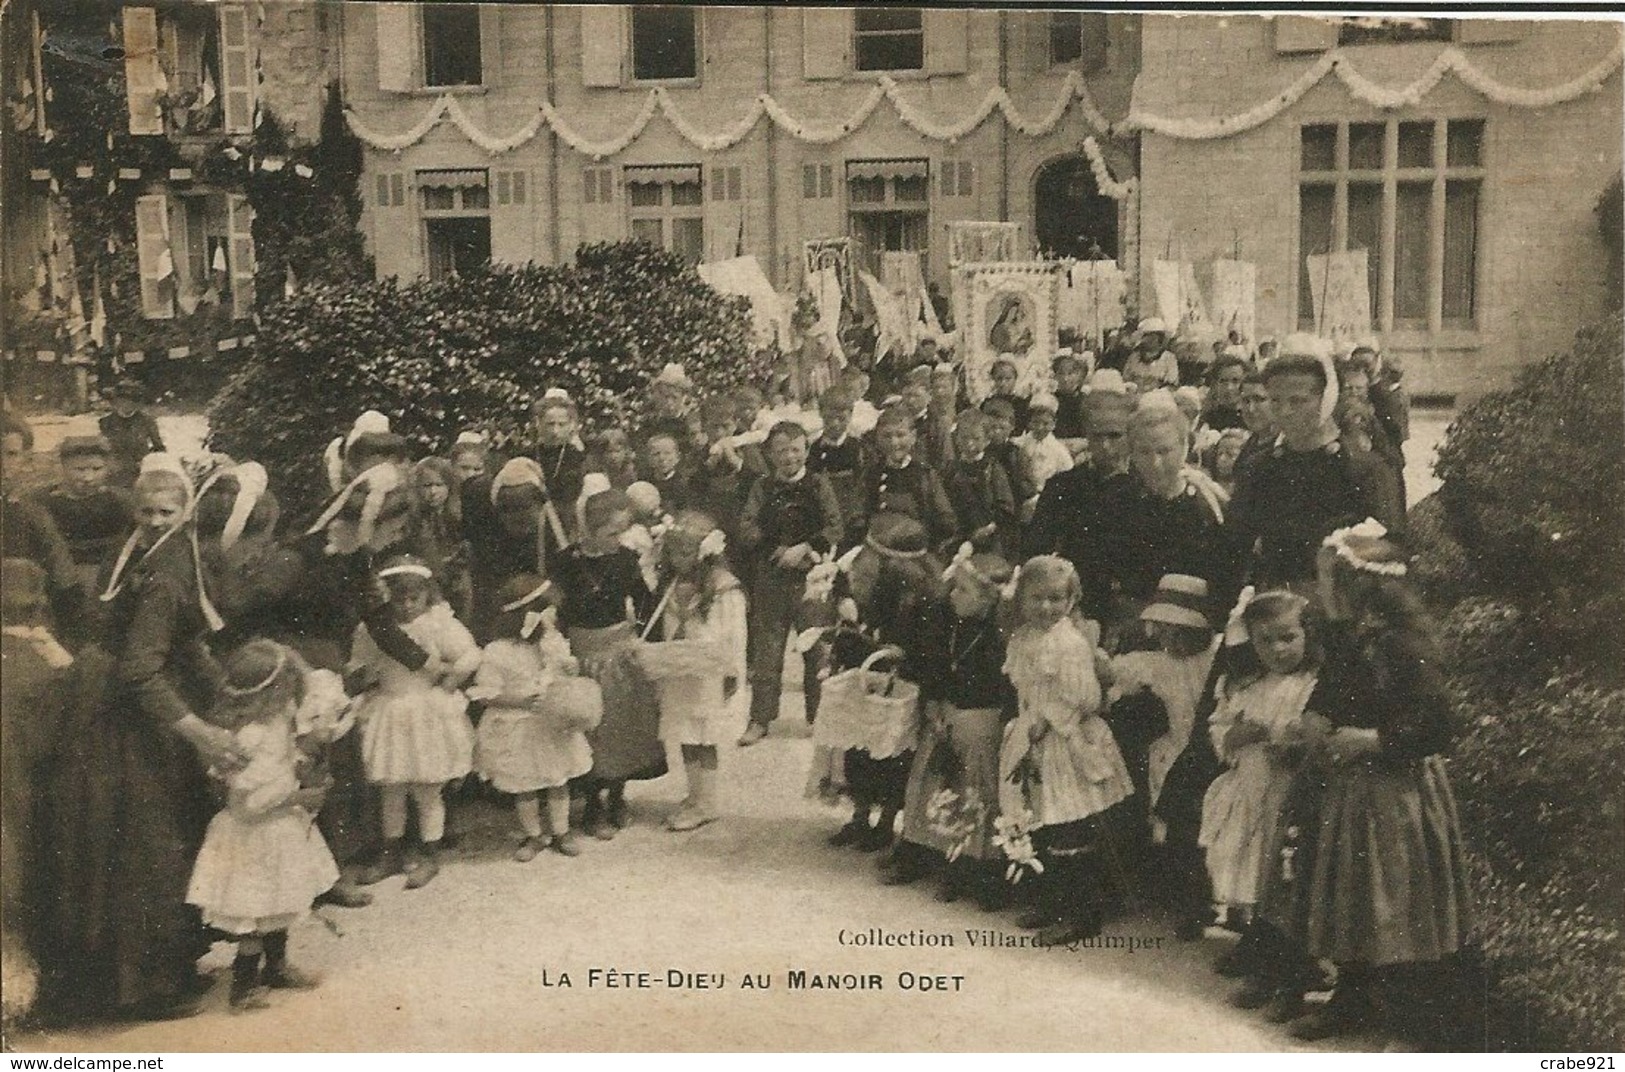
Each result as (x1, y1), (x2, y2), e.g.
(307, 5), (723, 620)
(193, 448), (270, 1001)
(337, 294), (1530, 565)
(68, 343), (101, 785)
(631, 218), (663, 247)
(672, 218), (705, 265)
(421, 187), (454, 211)
(628, 183), (663, 208)
(423, 5), (482, 86)
(894, 175), (928, 203)
(1398, 121), (1433, 168)
(1394, 181), (1432, 322)
(1447, 119), (1484, 167)
(727, 168), (742, 201)
(1301, 125), (1337, 171)
(1298, 183), (1335, 325)
(1443, 180), (1479, 323)
(856, 8), (923, 33)
(849, 176), (886, 205)
(1347, 182), (1384, 319)
(1338, 17), (1453, 45)
(803, 165), (818, 200)
(426, 217), (490, 281)
(1349, 123), (1384, 170)
(854, 9), (923, 71)
(461, 184), (489, 210)
(671, 180), (703, 207)
(1050, 11), (1082, 64)
(631, 6), (697, 81)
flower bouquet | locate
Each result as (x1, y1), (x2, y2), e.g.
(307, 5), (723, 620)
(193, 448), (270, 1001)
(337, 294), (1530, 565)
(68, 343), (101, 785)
(992, 809), (1044, 884)
(926, 788), (985, 863)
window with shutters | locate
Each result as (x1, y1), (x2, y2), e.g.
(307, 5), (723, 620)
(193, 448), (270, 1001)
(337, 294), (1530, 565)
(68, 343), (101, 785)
(419, 169), (492, 281)
(423, 4), (482, 87)
(626, 166), (705, 265)
(1298, 119), (1483, 333)
(853, 9), (924, 72)
(847, 160), (929, 276)
(1048, 11), (1109, 73)
(631, 6), (698, 82)
(1337, 17), (1454, 45)
(583, 167), (615, 205)
(134, 190), (253, 319)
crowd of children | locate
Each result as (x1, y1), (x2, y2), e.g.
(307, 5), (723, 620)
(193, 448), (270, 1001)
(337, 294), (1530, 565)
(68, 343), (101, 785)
(0, 316), (1472, 1048)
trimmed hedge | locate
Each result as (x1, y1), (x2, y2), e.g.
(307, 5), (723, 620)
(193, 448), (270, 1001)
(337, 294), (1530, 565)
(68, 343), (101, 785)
(1419, 320), (1625, 1049)
(207, 241), (764, 522)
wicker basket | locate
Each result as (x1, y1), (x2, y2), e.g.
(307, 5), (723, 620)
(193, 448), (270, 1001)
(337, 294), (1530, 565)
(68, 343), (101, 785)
(632, 638), (727, 682)
(813, 646), (919, 760)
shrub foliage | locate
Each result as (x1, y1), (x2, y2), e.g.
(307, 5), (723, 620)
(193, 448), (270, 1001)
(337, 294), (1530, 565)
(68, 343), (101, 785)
(1419, 320), (1625, 1048)
(207, 242), (763, 521)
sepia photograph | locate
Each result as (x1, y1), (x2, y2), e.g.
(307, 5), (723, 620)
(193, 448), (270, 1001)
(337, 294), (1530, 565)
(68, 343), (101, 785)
(1, 0), (1621, 1055)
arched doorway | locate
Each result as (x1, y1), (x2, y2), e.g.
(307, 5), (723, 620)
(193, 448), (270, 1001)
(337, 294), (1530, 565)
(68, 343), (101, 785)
(1033, 156), (1118, 261)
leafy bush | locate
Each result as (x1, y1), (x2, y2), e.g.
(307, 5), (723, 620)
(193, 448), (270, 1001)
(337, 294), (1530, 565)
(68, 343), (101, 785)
(1466, 854), (1624, 1050)
(1434, 319), (1625, 675)
(207, 242), (763, 522)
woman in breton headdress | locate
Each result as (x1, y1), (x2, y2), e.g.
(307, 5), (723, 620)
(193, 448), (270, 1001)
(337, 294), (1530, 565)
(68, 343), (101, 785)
(38, 454), (247, 1022)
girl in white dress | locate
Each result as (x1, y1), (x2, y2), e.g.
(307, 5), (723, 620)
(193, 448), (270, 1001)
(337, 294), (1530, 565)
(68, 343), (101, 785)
(350, 556), (480, 889)
(1199, 590), (1321, 1014)
(998, 555), (1134, 946)
(188, 640), (339, 1011)
(642, 511), (747, 831)
(470, 574), (597, 861)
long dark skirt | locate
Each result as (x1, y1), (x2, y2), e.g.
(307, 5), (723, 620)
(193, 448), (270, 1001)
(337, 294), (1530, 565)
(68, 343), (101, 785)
(37, 646), (216, 1015)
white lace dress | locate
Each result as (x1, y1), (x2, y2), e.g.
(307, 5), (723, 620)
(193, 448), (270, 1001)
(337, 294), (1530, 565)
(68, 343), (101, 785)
(352, 602), (480, 784)
(469, 639), (593, 792)
(998, 619), (1133, 828)
(1199, 670), (1317, 906)
(187, 708), (339, 935)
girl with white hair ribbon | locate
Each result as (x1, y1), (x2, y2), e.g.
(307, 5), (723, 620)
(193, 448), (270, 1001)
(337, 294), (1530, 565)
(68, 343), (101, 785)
(638, 511), (745, 831)
(348, 556), (480, 891)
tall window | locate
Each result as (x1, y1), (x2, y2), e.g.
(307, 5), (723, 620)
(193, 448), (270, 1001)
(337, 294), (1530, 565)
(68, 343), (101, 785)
(626, 166), (705, 265)
(854, 9), (923, 72)
(1049, 11), (1109, 73)
(423, 4), (482, 87)
(1337, 17), (1454, 46)
(419, 169), (491, 281)
(159, 7), (222, 134)
(1298, 119), (1483, 332)
(847, 160), (929, 276)
(631, 6), (698, 81)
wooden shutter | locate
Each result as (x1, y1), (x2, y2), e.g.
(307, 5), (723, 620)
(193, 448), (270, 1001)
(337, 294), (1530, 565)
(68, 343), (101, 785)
(219, 5), (255, 133)
(123, 7), (164, 135)
(1274, 16), (1338, 54)
(370, 171), (414, 279)
(479, 5), (503, 88)
(491, 168), (533, 266)
(803, 9), (849, 80)
(1457, 19), (1523, 45)
(924, 10), (969, 76)
(135, 194), (174, 319)
(226, 194), (255, 319)
(581, 6), (623, 87)
(376, 3), (417, 91)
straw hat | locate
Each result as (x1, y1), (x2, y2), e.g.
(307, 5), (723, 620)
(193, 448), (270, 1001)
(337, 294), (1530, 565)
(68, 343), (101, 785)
(1140, 573), (1213, 630)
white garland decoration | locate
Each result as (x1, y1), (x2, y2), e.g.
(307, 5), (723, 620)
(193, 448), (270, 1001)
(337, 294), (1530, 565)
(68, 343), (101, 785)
(1081, 135), (1136, 201)
(343, 71), (1115, 157)
(1126, 39), (1622, 140)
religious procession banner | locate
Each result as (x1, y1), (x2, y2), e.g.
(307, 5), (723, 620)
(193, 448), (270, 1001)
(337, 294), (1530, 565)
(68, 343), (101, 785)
(948, 221), (1023, 267)
(1151, 259), (1214, 337)
(803, 238), (853, 300)
(1209, 259), (1257, 347)
(960, 262), (1060, 404)
(1056, 260), (1127, 350)
(1305, 250), (1372, 344)
(697, 256), (792, 351)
